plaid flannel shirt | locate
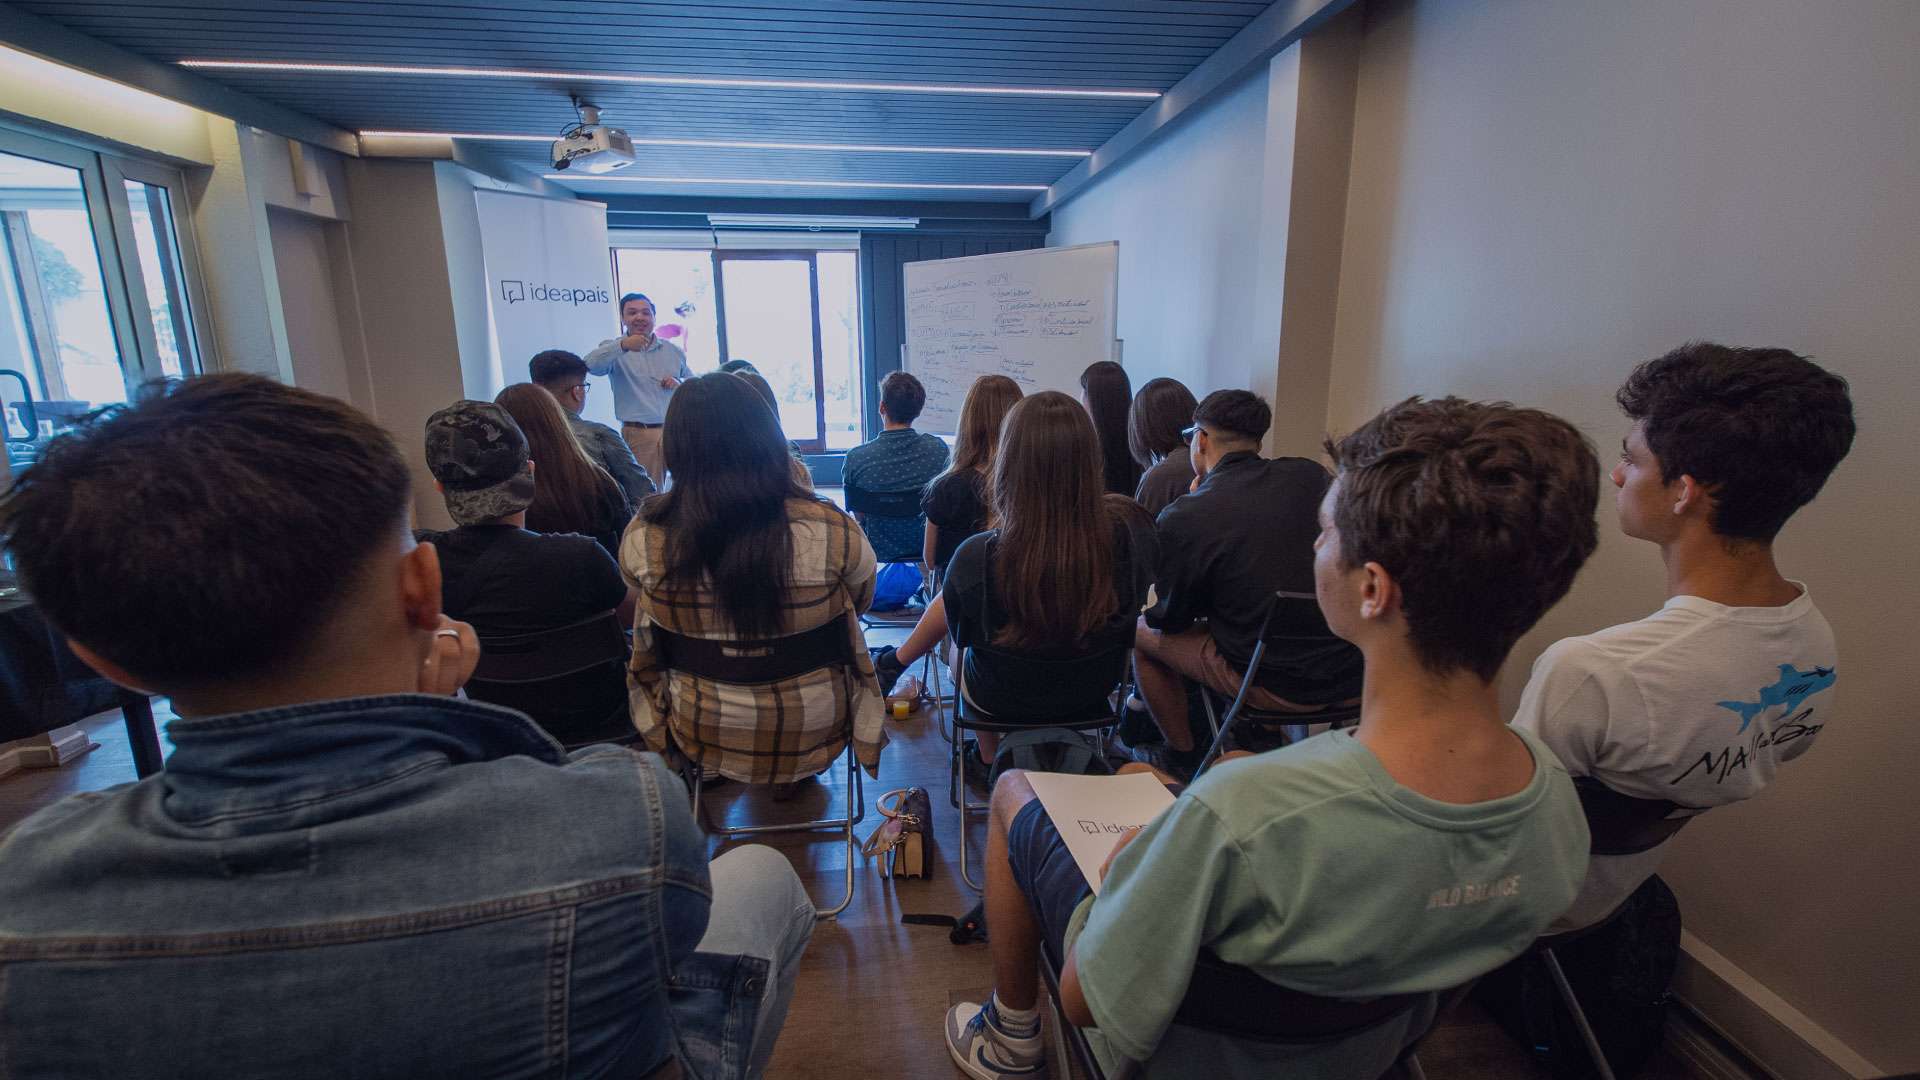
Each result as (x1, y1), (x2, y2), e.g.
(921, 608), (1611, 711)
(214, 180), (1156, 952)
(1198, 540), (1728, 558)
(621, 497), (888, 783)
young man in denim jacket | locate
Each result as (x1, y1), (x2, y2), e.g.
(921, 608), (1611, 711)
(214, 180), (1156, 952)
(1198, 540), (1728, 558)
(0, 374), (811, 1080)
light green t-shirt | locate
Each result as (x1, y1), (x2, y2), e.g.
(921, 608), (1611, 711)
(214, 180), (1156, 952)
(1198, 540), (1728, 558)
(1065, 726), (1589, 1078)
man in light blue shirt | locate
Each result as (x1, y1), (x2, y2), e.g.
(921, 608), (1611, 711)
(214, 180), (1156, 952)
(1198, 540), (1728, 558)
(585, 292), (693, 486)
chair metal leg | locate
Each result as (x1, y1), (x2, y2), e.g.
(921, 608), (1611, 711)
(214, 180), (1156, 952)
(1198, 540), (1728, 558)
(691, 746), (866, 920)
(1541, 946), (1617, 1080)
(953, 729), (988, 892)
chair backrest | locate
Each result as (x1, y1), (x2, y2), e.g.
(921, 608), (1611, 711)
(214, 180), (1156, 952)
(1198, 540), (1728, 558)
(1574, 777), (1700, 856)
(472, 612), (629, 684)
(651, 614), (855, 686)
(1038, 933), (1435, 1080)
(843, 483), (924, 521)
(1173, 949), (1431, 1044)
(1251, 590), (1364, 694)
(468, 612), (633, 748)
(956, 641), (1129, 731)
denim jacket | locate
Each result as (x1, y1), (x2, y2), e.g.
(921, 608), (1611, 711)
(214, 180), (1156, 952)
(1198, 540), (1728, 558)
(0, 694), (759, 1080)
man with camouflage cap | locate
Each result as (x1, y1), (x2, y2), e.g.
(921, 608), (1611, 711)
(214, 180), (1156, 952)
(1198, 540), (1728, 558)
(417, 400), (631, 745)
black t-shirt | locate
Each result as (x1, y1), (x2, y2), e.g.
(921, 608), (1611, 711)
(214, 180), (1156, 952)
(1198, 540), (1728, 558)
(1148, 452), (1362, 703)
(920, 469), (989, 574)
(526, 474), (631, 560)
(415, 524), (626, 638)
(943, 500), (1157, 716)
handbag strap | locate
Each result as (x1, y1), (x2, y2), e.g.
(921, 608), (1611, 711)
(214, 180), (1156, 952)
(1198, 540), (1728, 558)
(862, 788), (925, 858)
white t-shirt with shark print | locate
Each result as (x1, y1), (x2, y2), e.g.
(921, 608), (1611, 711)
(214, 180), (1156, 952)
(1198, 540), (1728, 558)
(1513, 583), (1836, 929)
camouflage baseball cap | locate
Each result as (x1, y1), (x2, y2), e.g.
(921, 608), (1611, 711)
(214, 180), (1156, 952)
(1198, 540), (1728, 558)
(424, 401), (536, 526)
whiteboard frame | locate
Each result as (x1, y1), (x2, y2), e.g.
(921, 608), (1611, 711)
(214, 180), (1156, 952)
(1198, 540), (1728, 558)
(900, 241), (1121, 435)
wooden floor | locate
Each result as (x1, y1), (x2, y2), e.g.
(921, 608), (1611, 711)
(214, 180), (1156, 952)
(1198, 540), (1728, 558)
(0, 628), (1704, 1080)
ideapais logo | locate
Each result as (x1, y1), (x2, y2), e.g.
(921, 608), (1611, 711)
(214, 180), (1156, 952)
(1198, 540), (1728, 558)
(499, 280), (611, 307)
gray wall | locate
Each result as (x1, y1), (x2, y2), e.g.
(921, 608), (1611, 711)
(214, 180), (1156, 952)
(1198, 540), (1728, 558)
(1327, 0), (1919, 1071)
(1047, 68), (1277, 400)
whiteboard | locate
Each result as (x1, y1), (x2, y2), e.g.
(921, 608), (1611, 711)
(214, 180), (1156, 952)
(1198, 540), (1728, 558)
(902, 242), (1119, 434)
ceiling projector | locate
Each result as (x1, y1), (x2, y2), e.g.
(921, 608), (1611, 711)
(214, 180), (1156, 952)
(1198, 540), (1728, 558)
(552, 106), (635, 174)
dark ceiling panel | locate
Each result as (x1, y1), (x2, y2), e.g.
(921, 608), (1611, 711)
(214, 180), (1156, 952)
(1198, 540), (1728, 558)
(16, 0), (1273, 202)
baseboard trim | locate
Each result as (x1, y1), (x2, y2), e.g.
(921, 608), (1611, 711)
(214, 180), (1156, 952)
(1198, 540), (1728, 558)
(1674, 930), (1883, 1080)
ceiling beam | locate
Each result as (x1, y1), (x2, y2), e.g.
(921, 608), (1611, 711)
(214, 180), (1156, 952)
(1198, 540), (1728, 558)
(1029, 0), (1357, 218)
(0, 1), (356, 155)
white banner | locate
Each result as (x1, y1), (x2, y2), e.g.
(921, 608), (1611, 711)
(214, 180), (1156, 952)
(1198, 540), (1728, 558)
(473, 190), (621, 427)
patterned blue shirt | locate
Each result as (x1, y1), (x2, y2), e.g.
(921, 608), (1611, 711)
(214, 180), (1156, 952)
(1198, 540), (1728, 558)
(843, 428), (949, 561)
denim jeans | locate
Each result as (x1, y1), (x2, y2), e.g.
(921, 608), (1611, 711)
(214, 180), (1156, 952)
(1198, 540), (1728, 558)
(681, 845), (816, 1077)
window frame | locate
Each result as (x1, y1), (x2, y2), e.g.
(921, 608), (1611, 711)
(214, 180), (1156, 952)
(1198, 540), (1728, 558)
(609, 230), (862, 454)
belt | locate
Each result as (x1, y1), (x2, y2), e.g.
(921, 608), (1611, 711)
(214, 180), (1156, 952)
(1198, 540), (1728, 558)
(623, 421), (665, 429)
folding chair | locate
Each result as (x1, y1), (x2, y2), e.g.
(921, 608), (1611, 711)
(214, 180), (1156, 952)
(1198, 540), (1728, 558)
(467, 612), (634, 750)
(1037, 935), (1440, 1080)
(843, 482), (931, 624)
(653, 615), (869, 920)
(1529, 780), (1702, 1080)
(1193, 591), (1362, 768)
(950, 640), (1131, 891)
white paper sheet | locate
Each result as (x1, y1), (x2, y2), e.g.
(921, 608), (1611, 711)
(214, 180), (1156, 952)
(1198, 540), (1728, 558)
(1024, 771), (1177, 894)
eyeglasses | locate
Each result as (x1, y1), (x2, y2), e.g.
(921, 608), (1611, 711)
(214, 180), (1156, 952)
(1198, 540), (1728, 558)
(1180, 423), (1201, 446)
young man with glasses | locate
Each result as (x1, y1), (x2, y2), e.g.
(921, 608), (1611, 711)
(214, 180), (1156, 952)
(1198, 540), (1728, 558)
(530, 347), (655, 506)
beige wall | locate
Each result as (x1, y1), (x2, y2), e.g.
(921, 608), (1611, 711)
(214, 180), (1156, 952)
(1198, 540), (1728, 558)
(1328, 0), (1919, 1070)
(268, 208), (353, 404)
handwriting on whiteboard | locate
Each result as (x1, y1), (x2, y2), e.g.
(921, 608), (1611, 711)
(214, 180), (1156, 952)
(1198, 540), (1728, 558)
(906, 270), (1096, 405)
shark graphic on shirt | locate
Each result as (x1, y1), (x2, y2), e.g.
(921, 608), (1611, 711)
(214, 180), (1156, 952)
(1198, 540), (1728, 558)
(1716, 664), (1836, 734)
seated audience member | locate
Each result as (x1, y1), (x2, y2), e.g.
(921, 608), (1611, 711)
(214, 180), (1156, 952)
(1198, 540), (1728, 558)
(1127, 377), (1199, 515)
(1134, 389), (1364, 773)
(921, 374), (1023, 577)
(842, 370), (949, 560)
(1513, 343), (1854, 931)
(947, 396), (1599, 1080)
(623, 372), (887, 788)
(495, 382), (632, 557)
(720, 358), (759, 374)
(529, 347), (656, 507)
(874, 391), (1156, 774)
(1080, 361), (1144, 498)
(733, 368), (815, 491)
(0, 374), (813, 1080)
(415, 400), (631, 745)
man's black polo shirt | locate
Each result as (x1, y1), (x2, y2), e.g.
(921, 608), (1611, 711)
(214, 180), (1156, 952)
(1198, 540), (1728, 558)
(1147, 450), (1363, 703)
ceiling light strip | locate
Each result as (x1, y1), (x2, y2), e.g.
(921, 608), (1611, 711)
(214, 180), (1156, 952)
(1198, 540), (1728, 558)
(184, 60), (1159, 100)
(544, 174), (1047, 192)
(361, 131), (1091, 157)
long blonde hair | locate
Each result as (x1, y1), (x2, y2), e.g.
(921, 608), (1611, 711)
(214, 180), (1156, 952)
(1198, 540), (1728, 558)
(494, 382), (621, 534)
(990, 391), (1115, 650)
(933, 375), (1023, 490)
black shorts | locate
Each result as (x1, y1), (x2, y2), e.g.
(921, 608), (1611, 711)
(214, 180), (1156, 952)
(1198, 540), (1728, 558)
(1006, 798), (1096, 968)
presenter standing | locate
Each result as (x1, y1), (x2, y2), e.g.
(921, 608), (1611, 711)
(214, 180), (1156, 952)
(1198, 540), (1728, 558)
(585, 292), (693, 487)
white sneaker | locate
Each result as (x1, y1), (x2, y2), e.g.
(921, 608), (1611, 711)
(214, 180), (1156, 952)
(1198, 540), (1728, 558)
(945, 999), (1047, 1080)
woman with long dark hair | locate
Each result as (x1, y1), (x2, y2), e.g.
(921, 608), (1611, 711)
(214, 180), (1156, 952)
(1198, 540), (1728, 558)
(1127, 376), (1200, 515)
(1079, 360), (1143, 497)
(921, 374), (1023, 577)
(622, 372), (886, 785)
(494, 383), (630, 556)
(875, 390), (1156, 771)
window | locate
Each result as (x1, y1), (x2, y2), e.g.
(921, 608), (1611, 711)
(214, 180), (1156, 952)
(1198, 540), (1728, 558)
(611, 235), (863, 451)
(1, 125), (208, 487)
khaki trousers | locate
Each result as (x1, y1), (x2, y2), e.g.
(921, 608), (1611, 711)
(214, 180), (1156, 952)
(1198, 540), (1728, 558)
(622, 423), (666, 490)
